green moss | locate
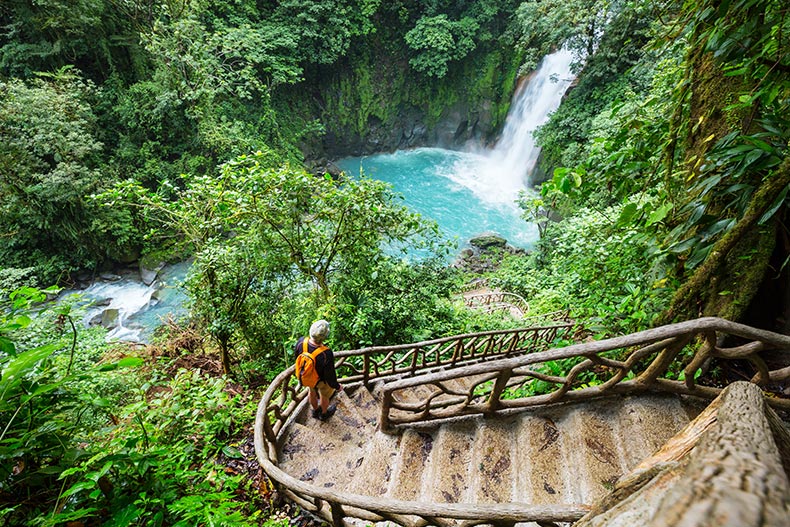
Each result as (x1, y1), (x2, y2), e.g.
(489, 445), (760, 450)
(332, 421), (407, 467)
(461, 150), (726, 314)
(704, 225), (776, 320)
(284, 31), (522, 151)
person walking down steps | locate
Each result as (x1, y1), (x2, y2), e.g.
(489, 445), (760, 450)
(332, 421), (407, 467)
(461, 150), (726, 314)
(294, 320), (343, 421)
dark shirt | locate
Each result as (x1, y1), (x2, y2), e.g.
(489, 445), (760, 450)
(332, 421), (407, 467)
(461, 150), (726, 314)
(294, 336), (340, 390)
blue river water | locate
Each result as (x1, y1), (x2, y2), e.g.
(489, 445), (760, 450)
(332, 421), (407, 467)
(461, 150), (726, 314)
(336, 148), (539, 252)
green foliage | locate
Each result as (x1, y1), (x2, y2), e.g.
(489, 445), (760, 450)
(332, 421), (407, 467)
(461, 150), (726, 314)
(514, 0), (646, 74)
(1, 285), (275, 527)
(101, 151), (445, 373)
(494, 203), (673, 335)
(273, 0), (381, 65)
(0, 69), (137, 282)
(333, 257), (462, 347)
(0, 0), (140, 79)
(658, 0), (790, 273)
(53, 369), (261, 527)
(0, 286), (131, 525)
(405, 14), (479, 78)
(533, 0), (658, 172)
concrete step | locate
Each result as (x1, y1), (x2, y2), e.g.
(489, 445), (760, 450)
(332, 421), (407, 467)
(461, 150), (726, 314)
(471, 418), (516, 504)
(393, 383), (440, 405)
(515, 411), (578, 504)
(616, 393), (692, 468)
(345, 430), (401, 497)
(565, 405), (626, 503)
(348, 385), (381, 428)
(424, 422), (476, 504)
(387, 428), (436, 501)
(277, 422), (366, 491)
(275, 388), (702, 512)
(294, 389), (371, 429)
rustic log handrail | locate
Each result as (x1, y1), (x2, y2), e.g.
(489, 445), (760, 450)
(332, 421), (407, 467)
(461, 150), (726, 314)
(379, 317), (790, 432)
(464, 291), (530, 317)
(254, 323), (576, 526)
(254, 317), (790, 526)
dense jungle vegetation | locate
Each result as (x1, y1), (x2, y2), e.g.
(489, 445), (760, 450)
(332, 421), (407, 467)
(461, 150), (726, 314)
(1, 0), (788, 525)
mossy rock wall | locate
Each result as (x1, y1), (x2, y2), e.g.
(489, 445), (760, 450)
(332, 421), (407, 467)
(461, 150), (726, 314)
(279, 34), (522, 166)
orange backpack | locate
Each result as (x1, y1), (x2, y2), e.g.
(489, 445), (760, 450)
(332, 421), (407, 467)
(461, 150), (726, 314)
(295, 338), (328, 388)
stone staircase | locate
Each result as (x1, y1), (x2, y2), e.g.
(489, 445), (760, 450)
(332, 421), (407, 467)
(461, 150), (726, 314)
(276, 378), (705, 514)
(257, 318), (790, 526)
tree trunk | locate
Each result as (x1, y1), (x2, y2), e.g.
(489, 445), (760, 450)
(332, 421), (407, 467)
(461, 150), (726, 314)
(657, 157), (790, 325)
(575, 382), (790, 527)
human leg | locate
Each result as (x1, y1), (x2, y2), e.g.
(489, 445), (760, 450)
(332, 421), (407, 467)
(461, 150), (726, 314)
(308, 387), (319, 409)
(315, 381), (336, 419)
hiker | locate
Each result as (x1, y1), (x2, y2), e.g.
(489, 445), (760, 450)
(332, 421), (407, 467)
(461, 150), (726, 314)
(294, 320), (342, 420)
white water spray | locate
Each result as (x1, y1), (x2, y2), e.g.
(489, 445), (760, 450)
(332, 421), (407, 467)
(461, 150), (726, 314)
(447, 48), (576, 205)
(59, 261), (190, 343)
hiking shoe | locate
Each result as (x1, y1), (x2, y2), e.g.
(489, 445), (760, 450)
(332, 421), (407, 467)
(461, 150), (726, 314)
(319, 406), (336, 421)
(311, 407), (321, 419)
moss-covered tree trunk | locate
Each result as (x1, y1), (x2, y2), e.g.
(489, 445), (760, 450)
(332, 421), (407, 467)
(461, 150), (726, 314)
(657, 34), (790, 326)
(657, 158), (789, 325)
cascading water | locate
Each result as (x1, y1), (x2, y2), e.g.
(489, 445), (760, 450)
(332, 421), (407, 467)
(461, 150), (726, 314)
(492, 49), (576, 185)
(447, 48), (576, 204)
(336, 48), (577, 248)
(61, 261), (190, 343)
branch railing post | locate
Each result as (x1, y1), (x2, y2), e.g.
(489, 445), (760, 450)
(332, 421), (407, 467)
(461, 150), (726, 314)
(330, 501), (344, 526)
(380, 390), (394, 434)
(486, 369), (512, 414)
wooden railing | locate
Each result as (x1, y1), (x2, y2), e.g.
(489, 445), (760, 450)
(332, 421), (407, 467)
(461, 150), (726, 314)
(254, 323), (575, 526)
(254, 317), (790, 526)
(256, 323), (573, 448)
(464, 291), (530, 317)
(379, 317), (790, 432)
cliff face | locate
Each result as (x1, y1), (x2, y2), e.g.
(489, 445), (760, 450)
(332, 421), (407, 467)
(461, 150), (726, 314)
(285, 45), (522, 169)
(319, 98), (496, 156)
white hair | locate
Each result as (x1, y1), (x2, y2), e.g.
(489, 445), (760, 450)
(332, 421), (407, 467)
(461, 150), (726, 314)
(309, 320), (330, 343)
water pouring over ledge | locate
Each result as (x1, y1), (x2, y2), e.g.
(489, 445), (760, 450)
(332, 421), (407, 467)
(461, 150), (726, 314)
(336, 48), (577, 248)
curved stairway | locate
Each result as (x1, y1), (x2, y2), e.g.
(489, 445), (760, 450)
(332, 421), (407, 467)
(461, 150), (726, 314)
(256, 318), (790, 526)
(276, 382), (703, 516)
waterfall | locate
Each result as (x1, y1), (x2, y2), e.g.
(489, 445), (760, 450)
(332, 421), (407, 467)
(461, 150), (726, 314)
(447, 48), (576, 205)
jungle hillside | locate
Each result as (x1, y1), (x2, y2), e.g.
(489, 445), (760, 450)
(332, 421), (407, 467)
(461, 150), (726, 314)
(1, 0), (789, 525)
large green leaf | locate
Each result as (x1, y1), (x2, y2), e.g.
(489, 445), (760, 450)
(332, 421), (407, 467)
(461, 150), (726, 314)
(758, 184), (788, 225)
(645, 203), (673, 227)
(0, 343), (59, 400)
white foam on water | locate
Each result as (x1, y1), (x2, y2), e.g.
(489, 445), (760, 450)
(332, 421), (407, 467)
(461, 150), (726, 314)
(445, 48), (576, 206)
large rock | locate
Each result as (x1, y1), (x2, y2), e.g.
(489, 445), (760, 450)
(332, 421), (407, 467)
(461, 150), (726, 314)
(140, 260), (165, 286)
(101, 308), (120, 328)
(469, 233), (508, 251)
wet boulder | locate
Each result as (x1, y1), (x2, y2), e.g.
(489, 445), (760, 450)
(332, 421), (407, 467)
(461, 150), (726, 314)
(140, 260), (165, 286)
(101, 308), (120, 329)
(469, 233), (508, 251)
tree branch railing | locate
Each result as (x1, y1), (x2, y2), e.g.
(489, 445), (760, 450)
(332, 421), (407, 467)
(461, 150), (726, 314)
(379, 317), (790, 433)
(254, 323), (575, 526)
(254, 317), (790, 526)
(464, 291), (530, 317)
